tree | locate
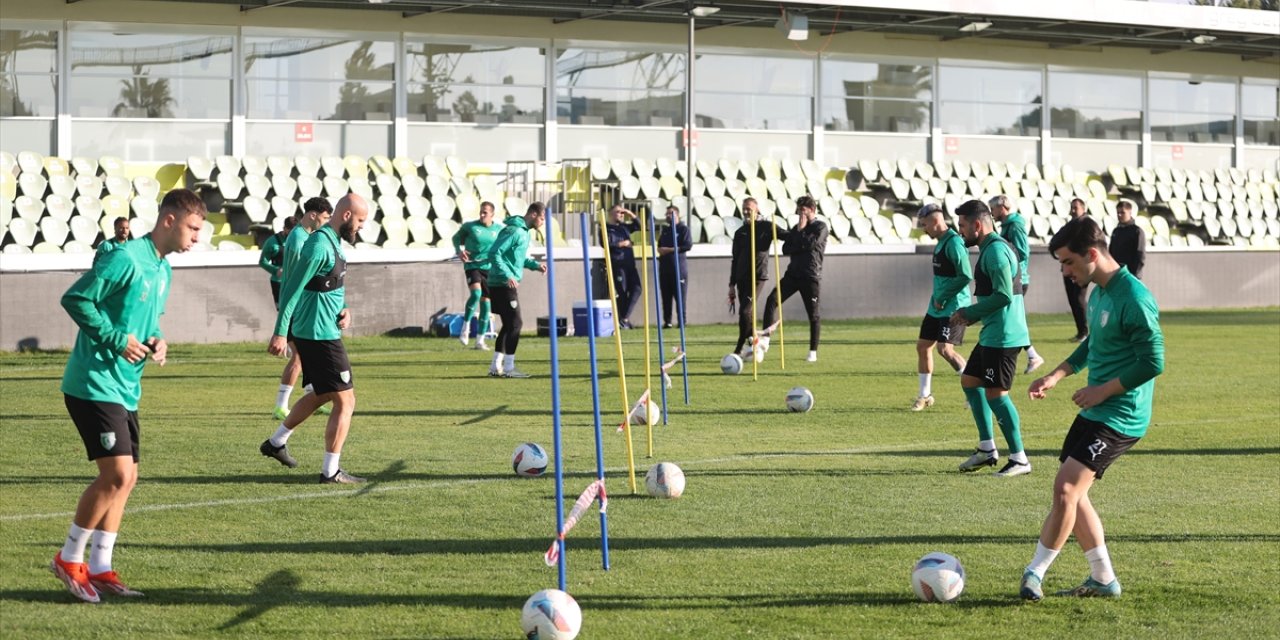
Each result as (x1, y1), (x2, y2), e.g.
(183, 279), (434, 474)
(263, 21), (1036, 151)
(112, 65), (174, 118)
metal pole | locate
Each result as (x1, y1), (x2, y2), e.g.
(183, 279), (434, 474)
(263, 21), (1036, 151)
(671, 213), (691, 405)
(580, 212), (610, 571)
(647, 210), (669, 425)
(686, 12), (695, 219)
(546, 208), (567, 591)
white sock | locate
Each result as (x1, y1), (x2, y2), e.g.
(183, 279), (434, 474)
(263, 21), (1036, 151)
(808, 350), (817, 360)
(491, 352), (504, 371)
(322, 452), (341, 477)
(503, 354), (515, 370)
(1084, 545), (1116, 584)
(1027, 346), (1041, 360)
(476, 336), (486, 346)
(87, 530), (118, 575)
(268, 424), (293, 447)
(1009, 450), (1029, 464)
(1026, 541), (1060, 579)
(60, 523), (93, 563)
(979, 439), (997, 455)
(275, 384), (294, 410)
(918, 373), (932, 398)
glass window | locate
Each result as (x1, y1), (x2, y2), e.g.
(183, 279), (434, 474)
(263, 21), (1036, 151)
(940, 64), (1042, 136)
(406, 42), (544, 124)
(244, 37), (395, 121)
(696, 53), (812, 131)
(822, 59), (931, 133)
(69, 28), (233, 119)
(1242, 82), (1279, 146)
(1149, 77), (1235, 143)
(1, 29), (58, 118)
(556, 48), (684, 127)
(1048, 71), (1142, 140)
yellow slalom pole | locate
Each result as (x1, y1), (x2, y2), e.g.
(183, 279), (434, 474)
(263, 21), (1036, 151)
(637, 207), (654, 458)
(598, 210), (637, 494)
(749, 208), (759, 381)
(771, 217), (786, 369)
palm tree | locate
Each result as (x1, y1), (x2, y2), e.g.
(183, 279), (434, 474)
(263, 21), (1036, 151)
(112, 65), (174, 118)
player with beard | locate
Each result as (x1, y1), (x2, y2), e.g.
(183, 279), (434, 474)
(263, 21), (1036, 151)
(261, 193), (370, 484)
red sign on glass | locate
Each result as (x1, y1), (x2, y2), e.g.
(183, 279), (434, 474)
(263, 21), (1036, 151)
(682, 128), (699, 148)
(1172, 145), (1184, 160)
(295, 122), (314, 143)
(944, 137), (959, 155)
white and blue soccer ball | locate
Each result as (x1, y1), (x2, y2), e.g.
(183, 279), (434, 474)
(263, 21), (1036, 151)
(629, 398), (661, 427)
(720, 353), (743, 375)
(785, 387), (814, 413)
(511, 442), (549, 478)
(520, 589), (582, 640)
(645, 462), (686, 499)
(911, 552), (966, 603)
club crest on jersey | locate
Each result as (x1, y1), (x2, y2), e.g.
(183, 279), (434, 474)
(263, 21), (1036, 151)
(100, 432), (117, 450)
(340, 370), (351, 383)
(1100, 310), (1110, 328)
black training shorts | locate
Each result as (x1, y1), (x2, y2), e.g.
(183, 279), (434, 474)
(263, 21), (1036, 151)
(1059, 415), (1140, 479)
(271, 281), (281, 307)
(962, 345), (1023, 390)
(465, 268), (490, 296)
(293, 337), (354, 394)
(65, 394), (140, 462)
(919, 314), (966, 345)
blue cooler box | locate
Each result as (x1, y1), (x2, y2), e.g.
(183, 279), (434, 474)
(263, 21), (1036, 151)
(572, 300), (614, 337)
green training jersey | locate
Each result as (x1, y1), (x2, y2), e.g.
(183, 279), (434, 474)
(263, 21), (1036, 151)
(927, 228), (973, 318)
(486, 216), (540, 285)
(961, 233), (1029, 348)
(452, 220), (501, 273)
(274, 226), (347, 341)
(282, 224), (311, 280)
(258, 231), (286, 283)
(61, 235), (171, 410)
(1065, 267), (1165, 438)
(999, 212), (1031, 286)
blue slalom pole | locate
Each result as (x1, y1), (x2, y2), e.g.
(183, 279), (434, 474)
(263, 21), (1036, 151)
(580, 212), (611, 571)
(646, 209), (669, 425)
(670, 212), (691, 405)
(546, 211), (567, 591)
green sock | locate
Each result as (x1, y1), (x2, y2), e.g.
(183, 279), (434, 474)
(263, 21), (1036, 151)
(989, 393), (1024, 454)
(478, 298), (492, 335)
(463, 288), (482, 324)
(963, 386), (994, 442)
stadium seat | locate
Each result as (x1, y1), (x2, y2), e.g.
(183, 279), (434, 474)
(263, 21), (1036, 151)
(295, 156), (321, 177)
(133, 176), (160, 201)
(266, 155), (293, 178)
(343, 155), (368, 180)
(375, 174), (402, 199)
(33, 241), (62, 254)
(271, 196), (297, 221)
(297, 174), (323, 198)
(186, 156), (216, 188)
(244, 173), (271, 199)
(214, 155), (241, 179)
(17, 151), (44, 175)
(69, 215), (99, 245)
(70, 156), (97, 177)
(104, 175), (133, 199)
(322, 176), (347, 199)
(40, 217), (70, 246)
(217, 173), (245, 203)
(15, 195), (44, 222)
(271, 174), (298, 200)
(46, 194), (74, 222)
(0, 151), (16, 176)
(8, 217), (38, 246)
(49, 174), (77, 199)
(243, 196), (270, 223)
(63, 240), (91, 253)
(99, 156), (125, 177)
(44, 157), (69, 177)
(348, 176), (375, 202)
(455, 193), (480, 221)
(18, 172), (47, 198)
(407, 216), (434, 245)
(369, 155), (393, 177)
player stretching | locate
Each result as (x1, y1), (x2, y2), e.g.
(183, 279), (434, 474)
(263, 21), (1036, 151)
(950, 200), (1032, 477)
(262, 194), (370, 484)
(1019, 216), (1164, 601)
(485, 202), (547, 378)
(452, 200), (501, 349)
(989, 195), (1045, 373)
(52, 189), (205, 603)
(268, 198), (333, 420)
(912, 203), (970, 411)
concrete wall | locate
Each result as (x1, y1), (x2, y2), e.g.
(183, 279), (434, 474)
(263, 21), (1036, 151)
(3, 249), (1277, 351)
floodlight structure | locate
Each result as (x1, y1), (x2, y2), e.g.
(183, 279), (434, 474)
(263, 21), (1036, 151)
(776, 9), (810, 41)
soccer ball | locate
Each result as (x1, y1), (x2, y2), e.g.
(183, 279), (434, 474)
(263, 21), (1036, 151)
(911, 552), (965, 603)
(720, 353), (743, 375)
(785, 387), (814, 413)
(512, 442), (549, 478)
(629, 398), (661, 427)
(520, 589), (581, 640)
(645, 462), (685, 499)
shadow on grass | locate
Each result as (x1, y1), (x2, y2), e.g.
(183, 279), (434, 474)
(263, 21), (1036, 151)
(122, 532), (1280, 557)
(749, 446), (1280, 458)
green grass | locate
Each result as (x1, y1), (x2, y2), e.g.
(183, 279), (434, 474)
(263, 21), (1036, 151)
(2, 309), (1278, 639)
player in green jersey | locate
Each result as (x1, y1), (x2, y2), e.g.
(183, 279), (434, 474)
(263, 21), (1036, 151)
(485, 202), (547, 378)
(261, 193), (370, 484)
(52, 189), (205, 603)
(269, 198), (333, 420)
(989, 195), (1045, 374)
(950, 200), (1032, 477)
(92, 217), (131, 266)
(259, 214), (296, 307)
(1019, 216), (1165, 601)
(452, 200), (501, 349)
(912, 204), (971, 411)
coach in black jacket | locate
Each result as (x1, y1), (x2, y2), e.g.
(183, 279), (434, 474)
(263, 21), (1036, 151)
(760, 195), (829, 363)
(729, 197), (788, 357)
(1110, 199), (1146, 279)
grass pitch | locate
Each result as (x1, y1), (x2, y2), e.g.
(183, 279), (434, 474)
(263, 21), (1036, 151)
(1, 309), (1278, 639)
